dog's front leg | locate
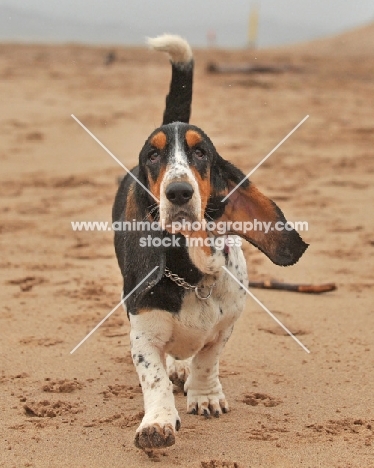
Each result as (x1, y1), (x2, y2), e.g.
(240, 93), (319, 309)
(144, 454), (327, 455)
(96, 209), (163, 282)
(129, 311), (180, 450)
(185, 327), (233, 417)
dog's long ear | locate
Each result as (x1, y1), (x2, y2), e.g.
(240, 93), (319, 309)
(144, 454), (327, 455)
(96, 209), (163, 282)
(208, 156), (308, 266)
(112, 168), (165, 314)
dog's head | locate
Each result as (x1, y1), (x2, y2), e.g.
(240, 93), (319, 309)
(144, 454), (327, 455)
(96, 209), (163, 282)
(138, 121), (308, 267)
(139, 122), (212, 225)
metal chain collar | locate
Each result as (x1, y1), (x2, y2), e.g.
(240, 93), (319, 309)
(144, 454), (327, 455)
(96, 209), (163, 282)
(164, 267), (215, 300)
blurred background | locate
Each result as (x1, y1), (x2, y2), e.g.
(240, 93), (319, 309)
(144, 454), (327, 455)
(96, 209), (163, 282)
(1, 0), (373, 48)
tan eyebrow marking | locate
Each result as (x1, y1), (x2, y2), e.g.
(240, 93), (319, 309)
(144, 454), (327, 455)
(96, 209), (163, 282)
(150, 131), (167, 150)
(185, 129), (202, 148)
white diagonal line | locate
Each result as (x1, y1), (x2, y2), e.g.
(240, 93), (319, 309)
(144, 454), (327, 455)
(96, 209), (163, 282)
(70, 266), (159, 354)
(221, 115), (309, 202)
(222, 266), (310, 353)
(71, 114), (159, 202)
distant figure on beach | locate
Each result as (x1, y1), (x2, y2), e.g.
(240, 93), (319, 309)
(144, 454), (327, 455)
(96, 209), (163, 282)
(104, 50), (116, 66)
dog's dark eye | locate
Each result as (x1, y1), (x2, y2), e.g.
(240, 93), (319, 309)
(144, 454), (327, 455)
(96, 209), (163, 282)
(148, 150), (160, 163)
(193, 148), (205, 160)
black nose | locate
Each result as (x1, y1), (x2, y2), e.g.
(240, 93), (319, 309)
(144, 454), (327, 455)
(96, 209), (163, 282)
(165, 182), (194, 206)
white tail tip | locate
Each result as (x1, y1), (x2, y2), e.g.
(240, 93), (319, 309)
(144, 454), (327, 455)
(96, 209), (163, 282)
(147, 34), (193, 64)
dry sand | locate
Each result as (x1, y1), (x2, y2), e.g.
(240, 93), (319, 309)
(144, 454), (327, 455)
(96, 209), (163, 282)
(1, 24), (374, 467)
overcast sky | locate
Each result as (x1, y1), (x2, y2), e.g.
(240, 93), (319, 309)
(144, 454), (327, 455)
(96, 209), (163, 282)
(1, 0), (373, 47)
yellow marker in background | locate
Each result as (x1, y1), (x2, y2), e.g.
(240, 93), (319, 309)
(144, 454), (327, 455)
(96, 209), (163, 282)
(248, 3), (259, 49)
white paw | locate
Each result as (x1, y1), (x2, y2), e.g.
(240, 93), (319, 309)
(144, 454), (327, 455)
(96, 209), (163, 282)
(186, 385), (229, 417)
(135, 408), (181, 450)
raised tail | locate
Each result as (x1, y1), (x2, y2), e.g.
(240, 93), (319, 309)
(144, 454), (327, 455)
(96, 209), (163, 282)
(147, 34), (194, 125)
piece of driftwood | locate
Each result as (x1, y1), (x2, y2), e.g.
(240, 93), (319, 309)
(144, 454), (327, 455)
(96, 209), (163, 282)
(207, 62), (296, 74)
(247, 281), (337, 294)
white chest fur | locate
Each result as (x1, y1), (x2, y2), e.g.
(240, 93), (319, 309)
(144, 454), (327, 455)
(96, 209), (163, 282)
(165, 244), (248, 360)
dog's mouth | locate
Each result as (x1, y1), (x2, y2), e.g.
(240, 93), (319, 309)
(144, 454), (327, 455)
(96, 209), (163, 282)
(172, 211), (193, 223)
(164, 208), (200, 228)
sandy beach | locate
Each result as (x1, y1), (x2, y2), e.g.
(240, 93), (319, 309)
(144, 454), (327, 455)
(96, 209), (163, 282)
(1, 24), (374, 467)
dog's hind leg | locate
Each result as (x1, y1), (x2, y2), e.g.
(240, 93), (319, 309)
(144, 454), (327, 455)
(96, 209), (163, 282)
(185, 326), (234, 418)
(166, 355), (191, 391)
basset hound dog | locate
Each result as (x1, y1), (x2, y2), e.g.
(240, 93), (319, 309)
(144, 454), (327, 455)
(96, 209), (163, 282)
(112, 34), (308, 451)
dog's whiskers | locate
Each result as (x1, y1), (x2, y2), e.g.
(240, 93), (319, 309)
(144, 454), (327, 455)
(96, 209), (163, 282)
(143, 204), (159, 221)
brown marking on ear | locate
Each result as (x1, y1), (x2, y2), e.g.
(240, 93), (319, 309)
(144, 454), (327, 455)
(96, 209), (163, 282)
(217, 180), (308, 266)
(125, 183), (138, 219)
(222, 183), (276, 225)
(150, 131), (167, 150)
(185, 129), (202, 148)
(147, 165), (166, 201)
(190, 166), (211, 215)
